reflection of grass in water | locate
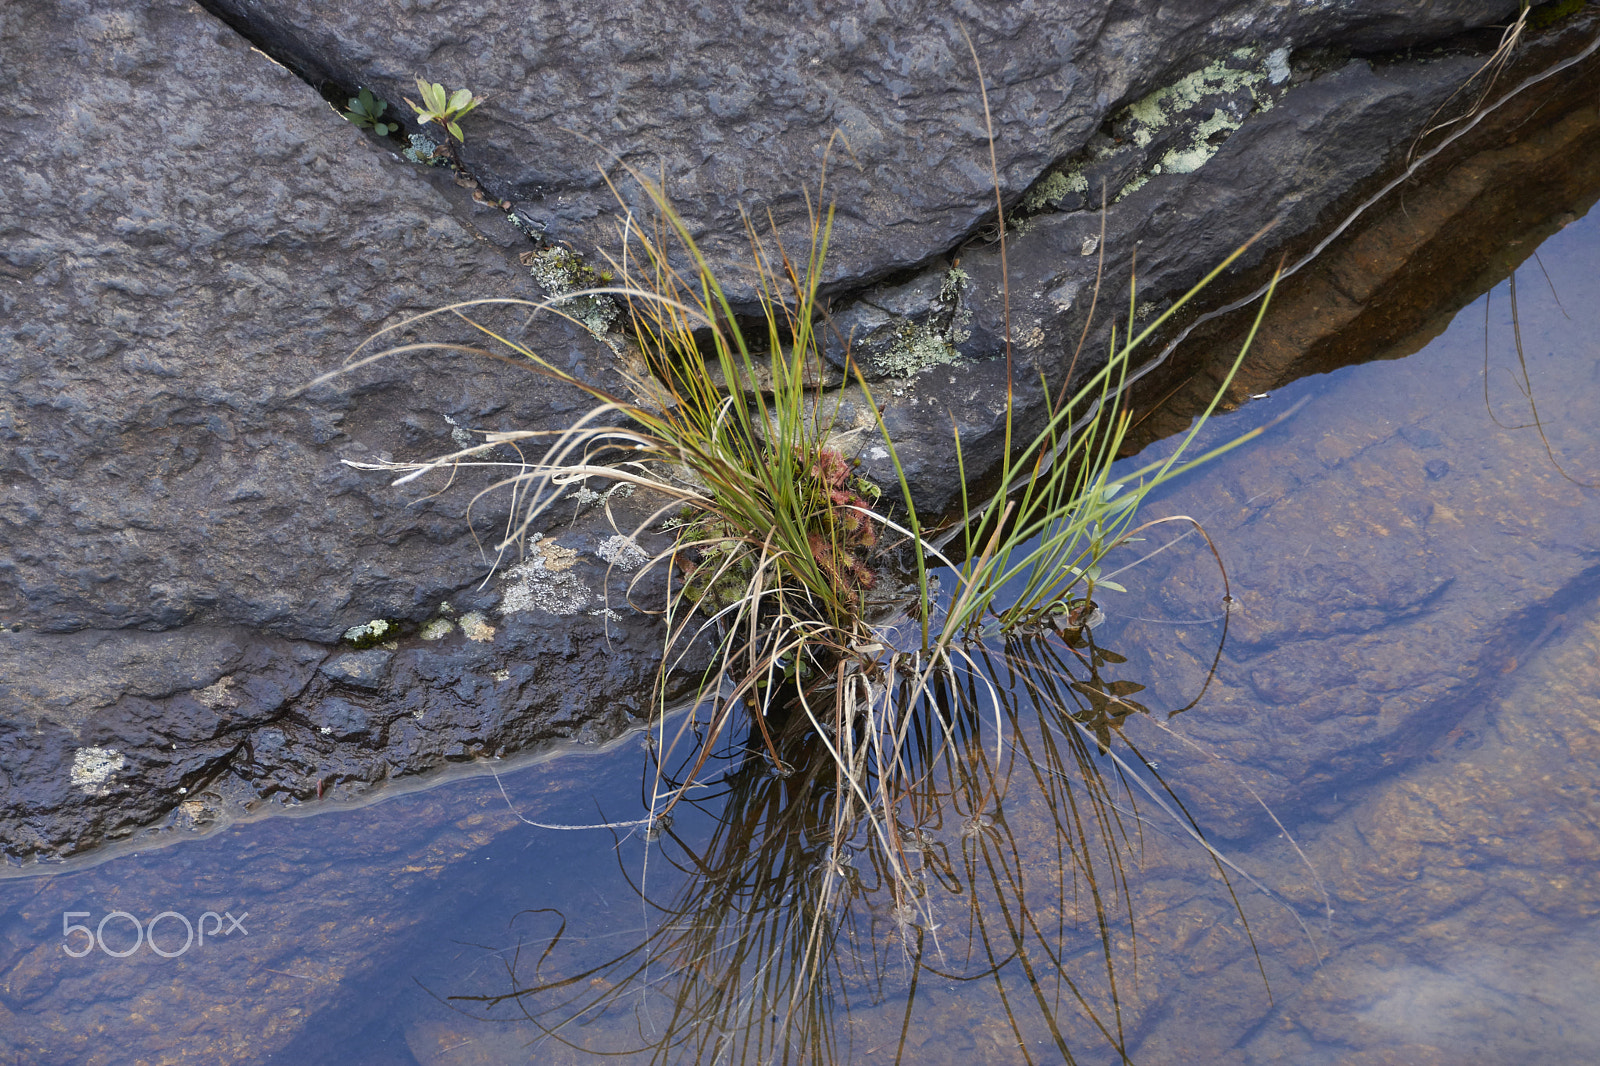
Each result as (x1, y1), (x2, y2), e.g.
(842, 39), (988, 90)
(1482, 260), (1598, 487)
(455, 717), (877, 1063)
(446, 620), (1272, 1065)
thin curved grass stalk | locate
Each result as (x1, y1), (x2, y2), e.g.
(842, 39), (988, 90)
(1481, 268), (1598, 486)
(1407, 0), (1531, 166)
(910, 253), (1285, 644)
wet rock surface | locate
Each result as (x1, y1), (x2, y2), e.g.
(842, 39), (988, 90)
(0, 755), (561, 1064)
(0, 523), (689, 864)
(5, 511), (1597, 1064)
(1124, 13), (1600, 450)
(1127, 559), (1600, 1064)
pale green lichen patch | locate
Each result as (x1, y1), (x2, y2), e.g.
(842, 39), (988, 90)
(874, 320), (963, 378)
(597, 534), (649, 571)
(342, 618), (396, 649)
(442, 414), (480, 452)
(1019, 165), (1091, 215)
(870, 266), (972, 379)
(420, 617), (456, 640)
(521, 247), (620, 342)
(499, 534), (595, 616)
(1157, 107), (1243, 174)
(569, 480), (635, 511)
(1124, 47), (1273, 148)
(401, 133), (449, 167)
(459, 611), (495, 642)
(1116, 172), (1150, 200)
(1115, 47), (1289, 199)
(1022, 46), (1294, 213)
(422, 600), (459, 639)
(72, 747), (125, 795)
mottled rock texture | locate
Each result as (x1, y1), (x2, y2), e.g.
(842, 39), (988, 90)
(0, 0), (689, 862)
(858, 17), (1600, 517)
(2, 0), (598, 639)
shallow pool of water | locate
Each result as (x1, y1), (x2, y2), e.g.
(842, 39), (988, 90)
(4, 195), (1600, 1066)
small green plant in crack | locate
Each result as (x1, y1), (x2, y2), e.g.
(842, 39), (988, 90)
(342, 89), (398, 136)
(405, 78), (484, 145)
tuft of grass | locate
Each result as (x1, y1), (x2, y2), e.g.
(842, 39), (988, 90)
(321, 160), (904, 792)
(320, 178), (1284, 1000)
(316, 46), (1296, 1052)
(320, 151), (1279, 854)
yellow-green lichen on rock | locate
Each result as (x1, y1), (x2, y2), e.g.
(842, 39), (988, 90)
(1022, 166), (1091, 214)
(419, 617), (455, 640)
(1118, 46), (1289, 196)
(1020, 45), (1294, 214)
(342, 618), (396, 649)
(459, 611), (495, 642)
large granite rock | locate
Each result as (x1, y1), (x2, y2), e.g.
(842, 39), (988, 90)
(0, 0), (694, 863)
(0, 0), (627, 639)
